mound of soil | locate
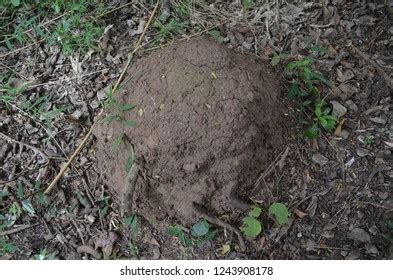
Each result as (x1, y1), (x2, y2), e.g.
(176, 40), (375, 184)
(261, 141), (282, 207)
(93, 37), (284, 225)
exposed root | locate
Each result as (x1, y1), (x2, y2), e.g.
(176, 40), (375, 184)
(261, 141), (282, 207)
(76, 245), (102, 259)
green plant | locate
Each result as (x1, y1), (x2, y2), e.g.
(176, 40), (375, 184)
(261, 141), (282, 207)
(33, 248), (58, 260)
(167, 225), (193, 247)
(167, 220), (214, 247)
(208, 30), (225, 43)
(240, 205), (263, 238)
(1, 0), (104, 55)
(364, 135), (375, 146)
(0, 237), (17, 255)
(268, 202), (289, 225)
(101, 86), (136, 151)
(124, 214), (139, 257)
(243, 0), (253, 11)
(0, 77), (64, 128)
(284, 56), (336, 139)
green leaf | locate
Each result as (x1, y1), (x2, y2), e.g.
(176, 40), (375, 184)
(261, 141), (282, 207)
(243, 0), (252, 10)
(121, 104), (136, 112)
(191, 220), (210, 237)
(11, 0), (20, 7)
(17, 181), (24, 199)
(268, 202), (289, 225)
(123, 120), (136, 126)
(315, 104), (322, 117)
(271, 55), (281, 66)
(288, 83), (300, 100)
(241, 216), (262, 238)
(208, 30), (225, 43)
(310, 45), (328, 54)
(101, 115), (119, 124)
(124, 214), (138, 240)
(285, 59), (311, 71)
(167, 225), (183, 237)
(112, 132), (124, 151)
(125, 146), (135, 173)
(0, 191), (10, 200)
(249, 206), (262, 218)
(304, 123), (319, 139)
(22, 200), (36, 215)
(167, 225), (193, 247)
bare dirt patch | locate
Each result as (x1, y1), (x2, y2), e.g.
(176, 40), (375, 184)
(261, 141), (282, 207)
(93, 37), (285, 225)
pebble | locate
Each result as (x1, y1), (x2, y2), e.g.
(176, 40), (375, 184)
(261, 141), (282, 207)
(331, 101), (347, 119)
(340, 129), (350, 139)
(347, 228), (371, 243)
(356, 148), (369, 157)
(312, 154), (329, 166)
(369, 117), (387, 125)
(345, 100), (358, 112)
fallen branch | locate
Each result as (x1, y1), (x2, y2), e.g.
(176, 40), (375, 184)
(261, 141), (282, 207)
(44, 1), (160, 194)
(0, 223), (39, 237)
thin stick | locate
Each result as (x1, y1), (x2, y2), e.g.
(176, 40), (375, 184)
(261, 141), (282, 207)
(0, 39), (44, 59)
(94, 2), (135, 20)
(112, 0), (160, 93)
(44, 1), (160, 194)
(0, 224), (39, 237)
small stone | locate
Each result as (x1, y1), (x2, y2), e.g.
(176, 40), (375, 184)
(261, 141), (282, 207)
(312, 154), (329, 166)
(356, 148), (369, 157)
(345, 250), (361, 260)
(340, 129), (350, 139)
(331, 101), (347, 119)
(347, 228), (371, 243)
(97, 89), (107, 101)
(242, 41), (252, 50)
(369, 117), (387, 125)
(345, 100), (358, 112)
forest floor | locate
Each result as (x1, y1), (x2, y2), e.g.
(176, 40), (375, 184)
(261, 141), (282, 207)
(0, 0), (392, 260)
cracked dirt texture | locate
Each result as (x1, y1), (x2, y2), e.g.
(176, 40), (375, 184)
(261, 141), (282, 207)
(93, 37), (285, 225)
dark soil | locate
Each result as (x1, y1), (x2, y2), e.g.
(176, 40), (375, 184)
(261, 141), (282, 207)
(93, 37), (285, 225)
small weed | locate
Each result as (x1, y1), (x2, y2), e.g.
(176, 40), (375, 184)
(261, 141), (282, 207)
(124, 214), (139, 257)
(242, 0), (253, 11)
(101, 85), (136, 152)
(208, 30), (225, 43)
(0, 76), (64, 128)
(0, 237), (17, 255)
(1, 0), (104, 55)
(33, 248), (58, 260)
(364, 135), (375, 146)
(268, 202), (290, 225)
(273, 44), (336, 139)
(167, 220), (214, 247)
(240, 205), (263, 238)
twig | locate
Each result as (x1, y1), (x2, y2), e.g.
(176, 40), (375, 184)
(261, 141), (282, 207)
(93, 2), (135, 20)
(192, 202), (246, 252)
(44, 129), (92, 194)
(346, 42), (393, 90)
(0, 223), (39, 237)
(44, 1), (160, 194)
(0, 39), (44, 59)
